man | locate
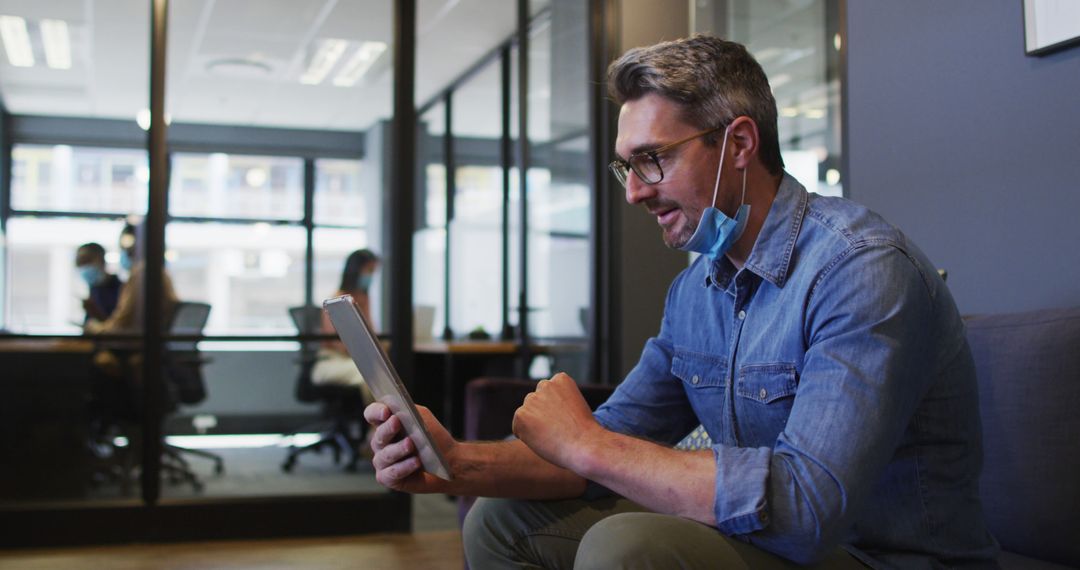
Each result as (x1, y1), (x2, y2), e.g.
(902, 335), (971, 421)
(75, 242), (122, 324)
(366, 35), (999, 568)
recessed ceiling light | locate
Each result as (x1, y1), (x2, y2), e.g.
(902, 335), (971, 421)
(332, 41), (387, 87)
(780, 107), (799, 118)
(205, 57), (273, 77)
(300, 39), (347, 85)
(41, 19), (71, 69)
(0, 15), (34, 67)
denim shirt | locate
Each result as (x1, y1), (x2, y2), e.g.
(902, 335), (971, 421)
(593, 174), (999, 568)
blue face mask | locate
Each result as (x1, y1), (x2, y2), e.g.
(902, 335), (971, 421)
(79, 265), (105, 287)
(120, 250), (133, 271)
(356, 273), (373, 291)
(678, 127), (751, 261)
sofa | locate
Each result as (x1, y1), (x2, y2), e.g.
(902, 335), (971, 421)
(459, 306), (1080, 569)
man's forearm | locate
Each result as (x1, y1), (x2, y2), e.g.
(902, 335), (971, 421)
(573, 430), (717, 526)
(445, 438), (587, 500)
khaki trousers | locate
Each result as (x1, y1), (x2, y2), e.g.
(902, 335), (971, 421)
(463, 496), (867, 569)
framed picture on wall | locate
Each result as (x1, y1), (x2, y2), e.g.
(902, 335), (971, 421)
(1023, 0), (1080, 56)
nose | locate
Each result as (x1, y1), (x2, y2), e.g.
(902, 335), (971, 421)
(624, 171), (656, 205)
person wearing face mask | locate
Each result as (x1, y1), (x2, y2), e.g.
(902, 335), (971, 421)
(363, 35), (997, 570)
(85, 222), (179, 336)
(311, 248), (378, 402)
(75, 242), (123, 324)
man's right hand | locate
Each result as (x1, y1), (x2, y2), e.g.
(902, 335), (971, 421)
(364, 402), (455, 493)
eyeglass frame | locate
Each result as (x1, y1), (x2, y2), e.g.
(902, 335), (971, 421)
(608, 124), (727, 188)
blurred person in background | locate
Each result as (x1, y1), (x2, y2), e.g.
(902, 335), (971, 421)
(313, 248), (379, 404)
(75, 242), (123, 324)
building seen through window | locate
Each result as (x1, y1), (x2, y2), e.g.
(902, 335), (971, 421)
(2, 146), (365, 336)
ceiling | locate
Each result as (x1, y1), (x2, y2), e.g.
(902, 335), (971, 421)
(0, 0), (551, 135)
(0, 0), (835, 150)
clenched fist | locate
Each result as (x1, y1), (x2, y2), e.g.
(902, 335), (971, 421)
(512, 373), (601, 472)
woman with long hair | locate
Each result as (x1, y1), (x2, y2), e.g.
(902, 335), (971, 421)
(312, 248), (379, 402)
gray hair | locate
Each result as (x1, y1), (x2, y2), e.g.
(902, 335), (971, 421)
(607, 34), (784, 176)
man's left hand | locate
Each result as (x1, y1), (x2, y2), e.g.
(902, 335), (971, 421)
(512, 372), (601, 472)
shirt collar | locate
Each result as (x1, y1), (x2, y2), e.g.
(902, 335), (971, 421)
(705, 172), (808, 290)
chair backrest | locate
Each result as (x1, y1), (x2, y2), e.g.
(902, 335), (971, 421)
(289, 305), (324, 402)
(289, 305), (323, 337)
(165, 301), (212, 405)
(168, 301), (212, 350)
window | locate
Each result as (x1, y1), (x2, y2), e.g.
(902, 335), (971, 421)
(11, 144), (148, 214)
(5, 143), (148, 333)
(169, 153), (304, 221)
(4, 217), (126, 333)
(315, 159), (366, 227)
(166, 222), (307, 334)
(524, 8), (592, 339)
(416, 103), (448, 338)
(313, 159), (378, 326)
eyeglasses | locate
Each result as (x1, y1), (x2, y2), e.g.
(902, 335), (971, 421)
(609, 125), (726, 188)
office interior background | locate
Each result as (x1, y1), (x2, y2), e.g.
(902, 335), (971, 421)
(1, 0), (1077, 549)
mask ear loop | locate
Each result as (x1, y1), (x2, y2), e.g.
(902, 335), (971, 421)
(740, 167), (747, 205)
(709, 126), (731, 209)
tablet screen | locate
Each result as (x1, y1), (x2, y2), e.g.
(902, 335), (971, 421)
(323, 295), (452, 480)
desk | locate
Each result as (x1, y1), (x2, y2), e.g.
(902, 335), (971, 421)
(0, 338), (94, 353)
(412, 339), (587, 437)
(0, 338), (96, 502)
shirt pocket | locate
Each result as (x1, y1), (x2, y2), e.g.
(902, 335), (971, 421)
(671, 349), (728, 443)
(672, 349), (728, 389)
(734, 363), (798, 446)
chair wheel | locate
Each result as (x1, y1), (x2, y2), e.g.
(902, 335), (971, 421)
(215, 463), (224, 475)
(282, 458), (295, 472)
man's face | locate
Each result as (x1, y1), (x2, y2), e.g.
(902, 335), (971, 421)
(614, 94), (722, 249)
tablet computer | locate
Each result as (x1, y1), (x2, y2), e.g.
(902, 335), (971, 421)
(323, 295), (452, 481)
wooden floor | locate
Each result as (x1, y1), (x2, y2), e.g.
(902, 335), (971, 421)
(0, 530), (464, 570)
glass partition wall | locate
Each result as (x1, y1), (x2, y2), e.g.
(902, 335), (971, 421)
(0, 0), (151, 510)
(694, 0), (844, 197)
(0, 0), (410, 542)
(158, 0), (389, 502)
(416, 0), (591, 381)
(0, 0), (602, 544)
(524, 5), (590, 381)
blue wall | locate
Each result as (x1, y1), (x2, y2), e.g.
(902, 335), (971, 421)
(846, 1), (1080, 315)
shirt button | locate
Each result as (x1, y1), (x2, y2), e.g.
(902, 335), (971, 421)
(759, 387), (768, 399)
(738, 310), (746, 320)
(692, 375), (700, 385)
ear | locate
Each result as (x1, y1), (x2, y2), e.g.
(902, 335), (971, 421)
(727, 116), (760, 171)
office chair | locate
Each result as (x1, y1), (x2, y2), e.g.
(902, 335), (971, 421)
(281, 305), (367, 472)
(85, 301), (220, 493)
(161, 301), (224, 490)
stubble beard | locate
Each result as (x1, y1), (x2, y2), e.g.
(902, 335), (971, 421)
(662, 212), (697, 249)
